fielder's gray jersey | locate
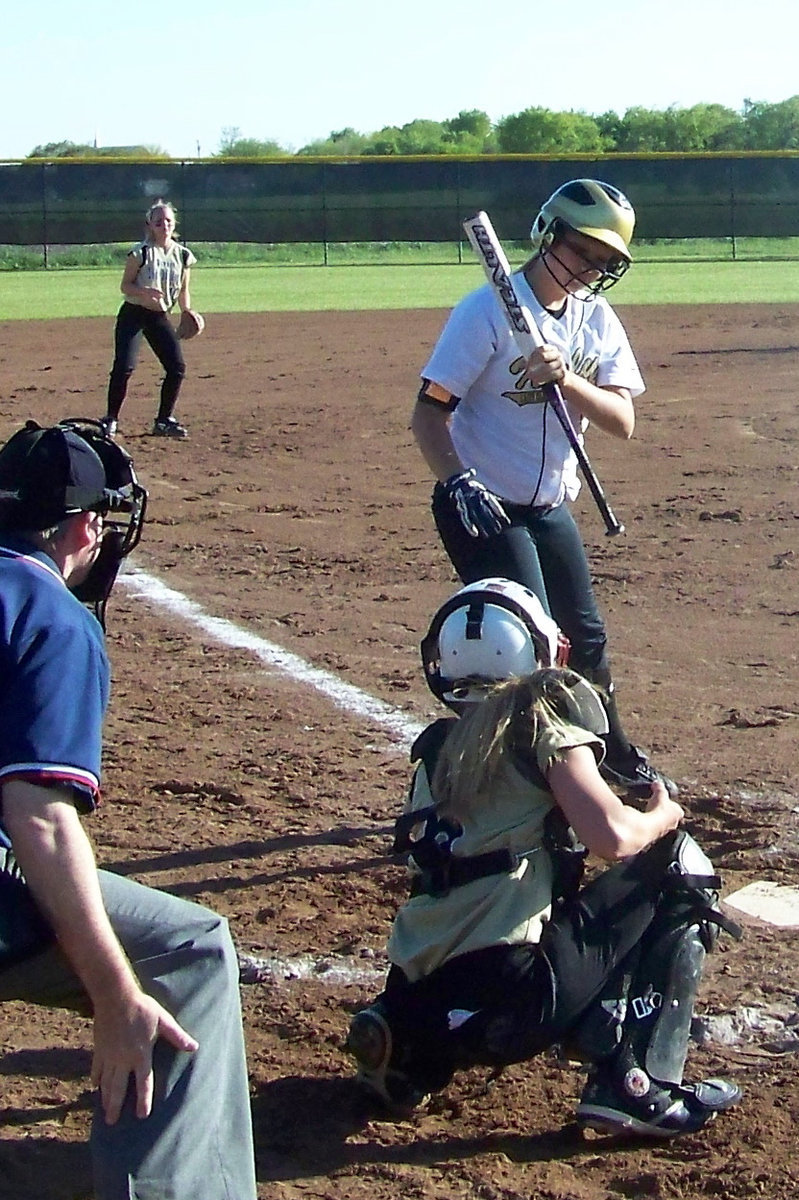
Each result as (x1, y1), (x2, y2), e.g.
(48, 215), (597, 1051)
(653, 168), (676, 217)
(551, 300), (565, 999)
(127, 240), (196, 312)
(421, 272), (644, 507)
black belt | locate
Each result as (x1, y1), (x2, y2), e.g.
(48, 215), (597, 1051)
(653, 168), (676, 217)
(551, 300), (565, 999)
(503, 500), (556, 519)
(409, 847), (519, 898)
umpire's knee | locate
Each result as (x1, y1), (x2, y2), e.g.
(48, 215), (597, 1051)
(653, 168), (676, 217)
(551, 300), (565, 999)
(199, 910), (241, 991)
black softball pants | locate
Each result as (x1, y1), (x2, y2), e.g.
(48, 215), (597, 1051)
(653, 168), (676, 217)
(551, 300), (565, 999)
(432, 485), (608, 678)
(106, 302), (186, 423)
(378, 835), (679, 1093)
(431, 485), (641, 761)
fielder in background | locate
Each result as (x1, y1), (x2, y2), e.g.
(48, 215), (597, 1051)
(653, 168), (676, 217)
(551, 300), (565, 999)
(102, 198), (202, 440)
(413, 179), (672, 794)
(345, 578), (741, 1137)
(0, 419), (257, 1199)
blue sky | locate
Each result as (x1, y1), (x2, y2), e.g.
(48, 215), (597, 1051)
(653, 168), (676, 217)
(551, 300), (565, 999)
(4, 0), (798, 159)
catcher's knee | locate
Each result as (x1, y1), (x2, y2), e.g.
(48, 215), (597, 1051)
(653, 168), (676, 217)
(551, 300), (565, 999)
(660, 831), (740, 950)
(459, 1004), (551, 1068)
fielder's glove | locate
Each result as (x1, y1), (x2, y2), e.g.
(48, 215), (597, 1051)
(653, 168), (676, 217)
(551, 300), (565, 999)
(176, 309), (205, 340)
(443, 468), (510, 539)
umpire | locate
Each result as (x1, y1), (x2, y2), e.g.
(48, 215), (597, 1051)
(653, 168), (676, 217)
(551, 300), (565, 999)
(0, 420), (257, 1199)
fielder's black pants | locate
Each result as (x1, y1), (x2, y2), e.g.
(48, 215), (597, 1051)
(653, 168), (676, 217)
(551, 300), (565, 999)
(432, 486), (607, 676)
(377, 836), (679, 1094)
(106, 302), (186, 423)
(432, 486), (634, 761)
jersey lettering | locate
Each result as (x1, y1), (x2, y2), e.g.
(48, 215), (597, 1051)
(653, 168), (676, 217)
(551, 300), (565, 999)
(502, 355), (548, 408)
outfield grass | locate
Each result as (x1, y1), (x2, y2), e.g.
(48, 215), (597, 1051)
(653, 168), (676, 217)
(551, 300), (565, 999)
(1, 259), (798, 322)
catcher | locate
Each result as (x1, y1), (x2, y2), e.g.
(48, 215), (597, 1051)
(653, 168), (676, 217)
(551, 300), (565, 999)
(101, 199), (204, 440)
(345, 578), (741, 1137)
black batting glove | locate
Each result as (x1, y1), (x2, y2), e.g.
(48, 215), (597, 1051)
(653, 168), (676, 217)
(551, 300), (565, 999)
(443, 468), (510, 539)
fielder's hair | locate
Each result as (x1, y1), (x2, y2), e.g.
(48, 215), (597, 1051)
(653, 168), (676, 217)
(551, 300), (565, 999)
(431, 669), (590, 821)
(144, 198), (178, 234)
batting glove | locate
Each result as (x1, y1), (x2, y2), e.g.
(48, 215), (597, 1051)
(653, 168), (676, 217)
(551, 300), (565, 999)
(443, 468), (510, 539)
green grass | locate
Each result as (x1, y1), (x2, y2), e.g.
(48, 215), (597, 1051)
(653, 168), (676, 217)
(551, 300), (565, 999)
(5, 235), (799, 272)
(0, 240), (470, 271)
(1, 259), (798, 322)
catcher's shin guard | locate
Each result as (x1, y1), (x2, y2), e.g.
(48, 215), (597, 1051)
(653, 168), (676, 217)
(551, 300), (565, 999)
(624, 831), (741, 1086)
(626, 920), (706, 1086)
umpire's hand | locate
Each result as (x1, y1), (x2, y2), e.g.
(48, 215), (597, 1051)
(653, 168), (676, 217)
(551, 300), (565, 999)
(443, 468), (510, 538)
(92, 990), (199, 1124)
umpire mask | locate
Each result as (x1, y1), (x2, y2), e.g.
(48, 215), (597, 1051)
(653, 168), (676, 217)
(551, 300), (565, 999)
(62, 419), (147, 626)
(0, 417), (145, 625)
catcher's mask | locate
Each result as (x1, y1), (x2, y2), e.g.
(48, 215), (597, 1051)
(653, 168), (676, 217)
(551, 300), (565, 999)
(0, 418), (147, 627)
(530, 179), (634, 296)
(421, 577), (571, 706)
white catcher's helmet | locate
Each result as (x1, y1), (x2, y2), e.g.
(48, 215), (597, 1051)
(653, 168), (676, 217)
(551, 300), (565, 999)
(421, 578), (569, 705)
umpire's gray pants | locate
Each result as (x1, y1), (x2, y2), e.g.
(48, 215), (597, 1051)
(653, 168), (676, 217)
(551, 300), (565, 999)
(0, 871), (257, 1200)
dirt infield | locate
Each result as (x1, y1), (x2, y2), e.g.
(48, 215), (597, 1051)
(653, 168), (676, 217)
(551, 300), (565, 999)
(0, 304), (798, 1200)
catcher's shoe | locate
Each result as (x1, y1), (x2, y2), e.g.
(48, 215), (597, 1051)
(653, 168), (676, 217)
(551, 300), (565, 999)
(99, 416), (118, 438)
(152, 417), (188, 439)
(600, 745), (678, 798)
(576, 1064), (740, 1138)
(345, 1006), (426, 1113)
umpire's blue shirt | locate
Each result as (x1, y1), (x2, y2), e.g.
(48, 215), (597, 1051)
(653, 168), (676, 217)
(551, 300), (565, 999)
(0, 535), (108, 849)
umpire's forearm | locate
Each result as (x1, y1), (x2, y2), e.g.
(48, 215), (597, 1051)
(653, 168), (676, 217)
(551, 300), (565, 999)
(2, 781), (141, 1008)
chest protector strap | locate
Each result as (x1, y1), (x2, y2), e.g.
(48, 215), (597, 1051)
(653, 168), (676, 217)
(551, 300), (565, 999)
(393, 805), (518, 899)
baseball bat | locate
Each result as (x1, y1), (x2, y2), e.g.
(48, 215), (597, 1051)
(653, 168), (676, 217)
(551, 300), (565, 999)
(462, 210), (625, 537)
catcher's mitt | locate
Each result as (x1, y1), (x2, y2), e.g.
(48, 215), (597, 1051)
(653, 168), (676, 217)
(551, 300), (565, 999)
(176, 309), (205, 340)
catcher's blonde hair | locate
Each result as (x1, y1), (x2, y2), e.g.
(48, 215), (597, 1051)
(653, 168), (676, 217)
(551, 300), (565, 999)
(432, 669), (589, 822)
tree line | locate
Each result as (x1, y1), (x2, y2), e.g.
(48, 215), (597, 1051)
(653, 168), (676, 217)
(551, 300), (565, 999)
(25, 97), (799, 160)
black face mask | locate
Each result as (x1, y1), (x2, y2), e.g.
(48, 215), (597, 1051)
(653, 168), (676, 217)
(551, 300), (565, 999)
(60, 419), (148, 628)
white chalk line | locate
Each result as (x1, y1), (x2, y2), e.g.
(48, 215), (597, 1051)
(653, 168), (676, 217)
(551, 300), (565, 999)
(238, 951), (385, 988)
(120, 565), (425, 750)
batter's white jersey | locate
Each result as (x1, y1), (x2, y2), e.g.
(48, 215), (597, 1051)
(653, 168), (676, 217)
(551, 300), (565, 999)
(421, 271), (644, 507)
(127, 240), (196, 312)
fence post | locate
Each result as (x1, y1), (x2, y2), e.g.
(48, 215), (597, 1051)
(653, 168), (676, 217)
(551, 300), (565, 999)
(41, 161), (49, 269)
(456, 159), (463, 263)
(322, 160), (329, 266)
(180, 159), (188, 246)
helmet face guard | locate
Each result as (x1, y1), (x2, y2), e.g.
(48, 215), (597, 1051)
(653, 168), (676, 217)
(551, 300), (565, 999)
(530, 179), (635, 296)
(545, 220), (630, 295)
(60, 419), (147, 625)
(421, 578), (570, 705)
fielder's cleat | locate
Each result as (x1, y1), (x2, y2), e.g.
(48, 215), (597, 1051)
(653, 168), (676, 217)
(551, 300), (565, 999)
(99, 417), (118, 438)
(152, 417), (188, 439)
(576, 1065), (740, 1138)
(600, 745), (679, 798)
(345, 1006), (426, 1113)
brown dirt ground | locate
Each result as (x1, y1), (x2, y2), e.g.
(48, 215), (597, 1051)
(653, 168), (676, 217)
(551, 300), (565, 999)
(0, 304), (798, 1200)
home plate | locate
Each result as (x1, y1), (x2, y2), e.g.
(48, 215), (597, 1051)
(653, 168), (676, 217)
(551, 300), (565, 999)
(723, 881), (799, 927)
